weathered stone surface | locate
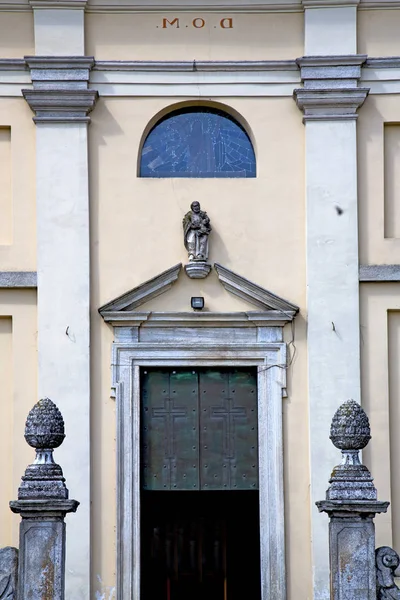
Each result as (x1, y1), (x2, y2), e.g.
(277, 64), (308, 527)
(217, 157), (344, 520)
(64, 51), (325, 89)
(9, 398), (79, 600)
(327, 400), (377, 501)
(318, 400), (390, 600)
(376, 546), (400, 600)
(25, 397), (65, 449)
(0, 547), (18, 600)
(10, 505), (77, 600)
(330, 399), (371, 450)
(18, 398), (68, 500)
(184, 262), (212, 279)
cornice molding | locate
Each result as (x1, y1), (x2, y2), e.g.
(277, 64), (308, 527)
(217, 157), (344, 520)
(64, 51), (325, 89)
(302, 0), (359, 6)
(29, 0), (87, 8)
(23, 55), (98, 124)
(86, 2), (302, 13)
(365, 57), (400, 69)
(359, 1), (400, 8)
(0, 59), (27, 71)
(101, 311), (291, 327)
(0, 272), (37, 288)
(93, 59), (299, 72)
(359, 265), (400, 282)
(4, 0), (400, 11)
(22, 89), (98, 123)
(297, 55), (367, 68)
(294, 55), (369, 121)
(25, 56), (95, 70)
(99, 264), (182, 314)
(214, 263), (299, 317)
(293, 88), (369, 121)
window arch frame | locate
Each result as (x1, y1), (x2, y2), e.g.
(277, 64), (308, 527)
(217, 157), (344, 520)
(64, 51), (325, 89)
(137, 101), (257, 179)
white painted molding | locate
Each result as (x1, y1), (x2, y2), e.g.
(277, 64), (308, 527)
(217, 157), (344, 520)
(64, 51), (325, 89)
(112, 332), (287, 600)
(4, 0), (400, 11)
(91, 60), (300, 97)
(359, 1), (400, 7)
(86, 0), (302, 12)
(359, 265), (400, 282)
(214, 263), (299, 316)
(4, 57), (400, 98)
(0, 272), (37, 287)
(101, 310), (292, 327)
(99, 264), (182, 312)
(94, 60), (298, 72)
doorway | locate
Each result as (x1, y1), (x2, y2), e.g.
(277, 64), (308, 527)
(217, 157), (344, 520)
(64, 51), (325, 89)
(140, 368), (261, 600)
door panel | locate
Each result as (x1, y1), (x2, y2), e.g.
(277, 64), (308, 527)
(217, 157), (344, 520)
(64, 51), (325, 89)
(141, 368), (258, 491)
(142, 369), (199, 490)
(200, 370), (258, 490)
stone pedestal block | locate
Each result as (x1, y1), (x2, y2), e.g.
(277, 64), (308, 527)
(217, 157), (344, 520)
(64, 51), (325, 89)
(8, 398), (79, 600)
(10, 500), (78, 600)
(317, 401), (389, 600)
(317, 501), (389, 600)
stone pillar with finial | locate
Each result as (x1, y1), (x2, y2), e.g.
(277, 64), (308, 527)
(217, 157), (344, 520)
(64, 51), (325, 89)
(9, 398), (79, 600)
(317, 400), (389, 600)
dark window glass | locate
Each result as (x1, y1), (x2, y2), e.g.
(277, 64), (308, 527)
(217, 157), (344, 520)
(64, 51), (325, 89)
(140, 107), (256, 178)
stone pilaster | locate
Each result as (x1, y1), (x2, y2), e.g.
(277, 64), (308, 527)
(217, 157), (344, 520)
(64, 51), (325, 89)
(317, 401), (389, 600)
(294, 55), (369, 600)
(22, 56), (97, 600)
(9, 399), (79, 600)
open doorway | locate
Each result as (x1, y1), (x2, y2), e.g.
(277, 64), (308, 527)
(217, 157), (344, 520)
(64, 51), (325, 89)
(140, 368), (261, 600)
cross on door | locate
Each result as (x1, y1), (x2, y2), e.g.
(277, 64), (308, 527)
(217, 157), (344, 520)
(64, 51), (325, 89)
(211, 397), (247, 459)
(153, 398), (188, 458)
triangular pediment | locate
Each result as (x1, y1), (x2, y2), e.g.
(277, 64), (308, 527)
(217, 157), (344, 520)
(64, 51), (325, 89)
(99, 262), (299, 324)
(214, 263), (299, 314)
(99, 263), (299, 325)
(99, 263), (182, 312)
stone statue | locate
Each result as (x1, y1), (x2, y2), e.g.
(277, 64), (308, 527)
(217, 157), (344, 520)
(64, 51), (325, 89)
(376, 547), (400, 600)
(183, 201), (212, 262)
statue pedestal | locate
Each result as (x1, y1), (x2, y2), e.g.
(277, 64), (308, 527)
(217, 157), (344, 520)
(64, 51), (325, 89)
(185, 262), (211, 279)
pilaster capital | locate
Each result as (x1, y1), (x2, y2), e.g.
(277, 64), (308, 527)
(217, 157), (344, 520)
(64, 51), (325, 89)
(302, 0), (360, 6)
(22, 56), (98, 124)
(293, 55), (369, 121)
(29, 0), (87, 8)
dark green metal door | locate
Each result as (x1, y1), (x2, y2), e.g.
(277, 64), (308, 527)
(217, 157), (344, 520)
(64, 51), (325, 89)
(141, 368), (258, 491)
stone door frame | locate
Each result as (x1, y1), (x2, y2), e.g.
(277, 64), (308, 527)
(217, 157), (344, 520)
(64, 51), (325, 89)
(111, 324), (287, 600)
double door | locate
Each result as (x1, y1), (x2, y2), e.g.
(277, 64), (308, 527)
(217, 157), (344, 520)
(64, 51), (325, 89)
(140, 368), (261, 600)
(141, 368), (259, 491)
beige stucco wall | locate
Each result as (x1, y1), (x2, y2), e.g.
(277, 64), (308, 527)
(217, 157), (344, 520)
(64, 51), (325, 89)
(360, 284), (400, 551)
(358, 9), (400, 56)
(358, 91), (400, 551)
(0, 12), (34, 58)
(358, 94), (400, 265)
(0, 98), (36, 270)
(85, 12), (304, 60)
(0, 290), (37, 549)
(89, 95), (310, 598)
(0, 94), (37, 549)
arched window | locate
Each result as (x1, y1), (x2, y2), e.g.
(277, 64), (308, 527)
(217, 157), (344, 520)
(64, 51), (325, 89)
(139, 107), (256, 178)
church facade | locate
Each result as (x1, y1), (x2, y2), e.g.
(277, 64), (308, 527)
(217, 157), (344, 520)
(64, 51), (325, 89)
(0, 1), (400, 599)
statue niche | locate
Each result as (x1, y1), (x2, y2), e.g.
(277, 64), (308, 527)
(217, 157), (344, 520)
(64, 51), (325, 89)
(183, 201), (212, 279)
